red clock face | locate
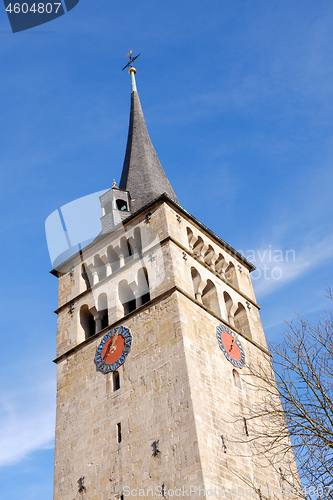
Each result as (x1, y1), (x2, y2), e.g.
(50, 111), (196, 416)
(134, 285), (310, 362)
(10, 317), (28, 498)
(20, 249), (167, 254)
(95, 326), (132, 373)
(216, 324), (245, 368)
(102, 334), (125, 364)
(221, 331), (241, 361)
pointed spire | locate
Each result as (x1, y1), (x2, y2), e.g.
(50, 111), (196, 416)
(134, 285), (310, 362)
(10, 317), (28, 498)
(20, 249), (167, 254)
(119, 66), (178, 211)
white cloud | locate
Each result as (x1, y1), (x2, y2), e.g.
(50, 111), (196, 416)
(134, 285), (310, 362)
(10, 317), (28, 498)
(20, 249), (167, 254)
(251, 235), (333, 299)
(0, 376), (56, 467)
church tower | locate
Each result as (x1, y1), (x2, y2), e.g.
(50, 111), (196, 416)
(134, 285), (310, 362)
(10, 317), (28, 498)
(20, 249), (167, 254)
(52, 63), (295, 499)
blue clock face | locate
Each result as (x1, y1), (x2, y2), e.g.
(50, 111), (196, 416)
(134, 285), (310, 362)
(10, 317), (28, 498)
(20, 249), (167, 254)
(216, 324), (246, 369)
(95, 326), (132, 373)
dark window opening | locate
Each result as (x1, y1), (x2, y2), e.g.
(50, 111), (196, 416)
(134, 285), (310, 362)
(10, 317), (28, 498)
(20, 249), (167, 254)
(81, 264), (92, 290)
(123, 299), (136, 315)
(100, 309), (108, 330)
(117, 422), (122, 443)
(141, 292), (150, 305)
(137, 268), (150, 307)
(80, 305), (95, 339)
(119, 280), (136, 316)
(113, 371), (120, 391)
(116, 199), (128, 211)
(243, 417), (249, 436)
(127, 240), (133, 256)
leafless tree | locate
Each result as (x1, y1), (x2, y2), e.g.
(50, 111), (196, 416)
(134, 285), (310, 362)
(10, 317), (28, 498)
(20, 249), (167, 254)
(237, 292), (333, 500)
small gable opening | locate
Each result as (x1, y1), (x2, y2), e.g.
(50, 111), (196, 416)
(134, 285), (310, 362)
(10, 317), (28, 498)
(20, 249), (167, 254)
(116, 199), (128, 212)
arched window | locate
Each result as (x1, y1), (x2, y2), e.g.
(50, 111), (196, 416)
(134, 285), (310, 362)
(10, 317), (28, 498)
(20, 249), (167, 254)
(97, 293), (108, 331)
(107, 247), (120, 273)
(234, 302), (251, 338)
(80, 305), (95, 339)
(225, 262), (238, 287)
(203, 245), (215, 266)
(134, 227), (142, 254)
(137, 268), (150, 306)
(202, 280), (221, 317)
(120, 237), (132, 264)
(192, 236), (204, 257)
(191, 267), (202, 302)
(81, 264), (93, 290)
(94, 255), (106, 282)
(118, 280), (136, 315)
(233, 369), (242, 390)
(223, 291), (234, 324)
(186, 227), (195, 249)
(116, 199), (128, 211)
(215, 254), (226, 276)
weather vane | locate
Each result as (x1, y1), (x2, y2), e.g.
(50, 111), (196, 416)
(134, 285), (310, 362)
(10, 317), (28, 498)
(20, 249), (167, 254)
(122, 50), (141, 71)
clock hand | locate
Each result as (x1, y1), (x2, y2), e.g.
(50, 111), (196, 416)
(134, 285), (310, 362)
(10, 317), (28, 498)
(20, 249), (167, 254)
(229, 336), (238, 352)
(109, 331), (119, 351)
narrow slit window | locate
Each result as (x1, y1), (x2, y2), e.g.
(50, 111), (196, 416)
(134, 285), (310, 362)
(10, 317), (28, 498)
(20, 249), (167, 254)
(243, 417), (249, 436)
(232, 369), (242, 390)
(113, 371), (120, 391)
(117, 422), (122, 443)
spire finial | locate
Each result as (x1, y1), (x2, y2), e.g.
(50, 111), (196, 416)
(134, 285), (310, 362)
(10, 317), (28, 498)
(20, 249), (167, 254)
(122, 50), (140, 92)
(112, 179), (117, 187)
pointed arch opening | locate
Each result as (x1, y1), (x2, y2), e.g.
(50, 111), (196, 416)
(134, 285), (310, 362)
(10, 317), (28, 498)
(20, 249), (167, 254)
(97, 293), (108, 331)
(137, 268), (150, 307)
(234, 302), (251, 338)
(202, 279), (221, 317)
(186, 227), (195, 249)
(225, 262), (238, 288)
(203, 245), (215, 266)
(118, 280), (136, 316)
(80, 305), (95, 339)
(191, 267), (202, 302)
(192, 236), (204, 257)
(223, 291), (234, 324)
(94, 255), (106, 282)
(215, 254), (226, 276)
(107, 247), (120, 273)
(81, 263), (93, 290)
(120, 237), (133, 264)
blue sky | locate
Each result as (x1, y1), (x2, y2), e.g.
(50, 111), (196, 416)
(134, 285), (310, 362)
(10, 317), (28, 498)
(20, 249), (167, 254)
(1, 0), (333, 498)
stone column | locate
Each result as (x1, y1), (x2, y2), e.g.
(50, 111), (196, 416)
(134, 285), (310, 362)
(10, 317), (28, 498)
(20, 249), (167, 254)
(94, 311), (103, 333)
